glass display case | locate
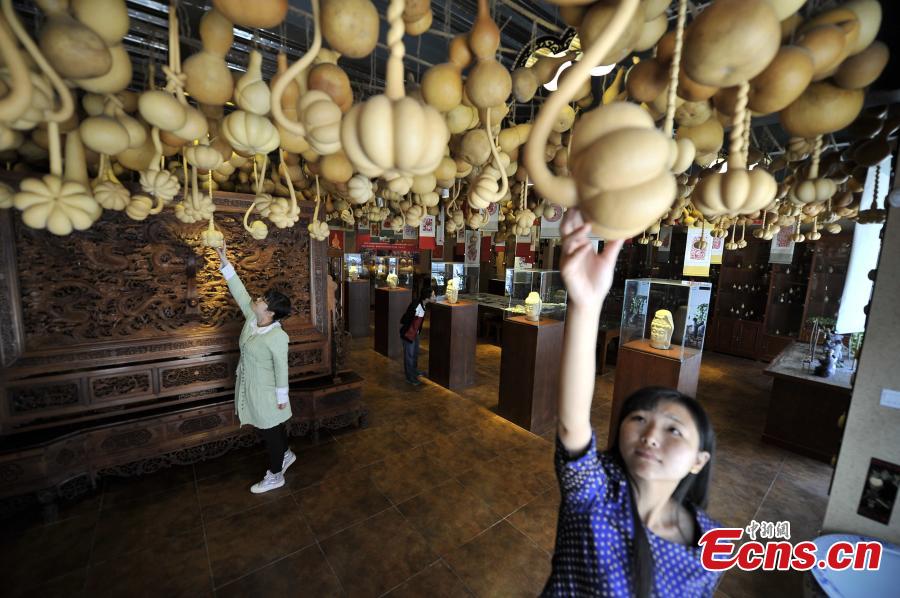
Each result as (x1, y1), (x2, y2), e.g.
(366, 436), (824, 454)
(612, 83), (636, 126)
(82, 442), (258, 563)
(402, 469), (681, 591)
(505, 268), (567, 320)
(620, 278), (712, 359)
(343, 253), (367, 281)
(430, 262), (468, 296)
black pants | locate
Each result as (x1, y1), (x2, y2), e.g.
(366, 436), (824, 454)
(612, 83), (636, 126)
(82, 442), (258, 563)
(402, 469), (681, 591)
(258, 423), (288, 474)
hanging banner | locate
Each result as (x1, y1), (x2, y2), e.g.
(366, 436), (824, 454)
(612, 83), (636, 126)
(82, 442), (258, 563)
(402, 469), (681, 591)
(464, 230), (481, 266)
(683, 226), (712, 277)
(402, 225), (418, 240)
(435, 208), (444, 246)
(419, 214), (436, 237)
(539, 204), (565, 238)
(483, 202), (500, 232)
(770, 225), (796, 264)
(710, 234), (724, 264)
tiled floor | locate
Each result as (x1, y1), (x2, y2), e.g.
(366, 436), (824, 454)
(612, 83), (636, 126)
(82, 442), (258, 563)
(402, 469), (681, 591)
(2, 325), (834, 597)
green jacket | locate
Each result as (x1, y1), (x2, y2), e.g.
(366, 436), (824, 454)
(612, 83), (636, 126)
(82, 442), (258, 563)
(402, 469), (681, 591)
(223, 266), (292, 429)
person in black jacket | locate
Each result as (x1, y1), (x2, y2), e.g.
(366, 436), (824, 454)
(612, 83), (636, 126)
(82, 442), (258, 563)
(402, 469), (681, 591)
(399, 285), (435, 385)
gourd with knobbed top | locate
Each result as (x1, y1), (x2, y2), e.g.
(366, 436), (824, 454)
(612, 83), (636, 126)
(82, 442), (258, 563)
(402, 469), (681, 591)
(347, 174), (374, 205)
(339, 0), (449, 184)
(524, 0), (677, 240)
(183, 9), (234, 106)
(201, 217), (224, 248)
(185, 143), (224, 172)
(235, 51), (271, 116)
(464, 0), (511, 110)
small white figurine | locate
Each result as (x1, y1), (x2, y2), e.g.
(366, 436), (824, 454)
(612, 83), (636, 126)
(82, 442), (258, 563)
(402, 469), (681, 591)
(649, 309), (675, 350)
(386, 273), (399, 288)
(524, 291), (542, 322)
(446, 278), (459, 304)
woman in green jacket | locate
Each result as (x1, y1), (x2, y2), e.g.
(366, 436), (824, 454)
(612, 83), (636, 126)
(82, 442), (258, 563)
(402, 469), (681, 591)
(216, 242), (295, 494)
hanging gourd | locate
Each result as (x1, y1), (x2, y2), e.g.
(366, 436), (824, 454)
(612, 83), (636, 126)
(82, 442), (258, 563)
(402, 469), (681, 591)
(34, 0), (112, 79)
(0, 9), (34, 125)
(71, 0), (129, 46)
(578, 0), (645, 65)
(321, 0), (379, 59)
(339, 0), (449, 193)
(780, 81), (864, 139)
(185, 141), (224, 172)
(174, 157), (216, 224)
(692, 82), (777, 219)
(464, 0), (511, 110)
(467, 108), (510, 210)
(92, 151), (130, 210)
(524, 0), (678, 240)
(242, 155), (270, 240)
(235, 50), (272, 116)
(792, 136), (837, 204)
(212, 0), (287, 29)
(6, 0), (100, 235)
(308, 175), (329, 241)
(138, 127), (181, 203)
(271, 0), (344, 157)
(183, 8), (234, 106)
(658, 0), (695, 175)
(271, 52), (311, 155)
(682, 0), (780, 88)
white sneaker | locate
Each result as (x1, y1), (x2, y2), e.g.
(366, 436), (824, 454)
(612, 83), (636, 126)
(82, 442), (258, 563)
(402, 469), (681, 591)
(250, 470), (285, 494)
(282, 449), (296, 474)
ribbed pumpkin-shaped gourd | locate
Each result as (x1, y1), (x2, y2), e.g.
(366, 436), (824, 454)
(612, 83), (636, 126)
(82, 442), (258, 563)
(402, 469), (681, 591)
(298, 90), (342, 155)
(463, 0), (511, 110)
(340, 0), (449, 184)
(221, 111), (280, 156)
(185, 142), (224, 171)
(524, 0), (676, 240)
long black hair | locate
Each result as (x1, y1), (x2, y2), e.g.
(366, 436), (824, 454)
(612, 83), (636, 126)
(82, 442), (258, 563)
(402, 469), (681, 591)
(610, 386), (716, 598)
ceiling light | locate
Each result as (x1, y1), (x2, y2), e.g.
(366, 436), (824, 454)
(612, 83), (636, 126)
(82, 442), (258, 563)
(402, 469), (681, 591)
(543, 61), (573, 91)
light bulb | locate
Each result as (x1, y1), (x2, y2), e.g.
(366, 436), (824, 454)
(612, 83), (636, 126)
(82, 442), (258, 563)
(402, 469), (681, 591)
(543, 61), (573, 91)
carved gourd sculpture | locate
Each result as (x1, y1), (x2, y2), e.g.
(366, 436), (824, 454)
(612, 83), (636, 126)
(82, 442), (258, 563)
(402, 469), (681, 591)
(340, 0), (449, 194)
(524, 0), (677, 240)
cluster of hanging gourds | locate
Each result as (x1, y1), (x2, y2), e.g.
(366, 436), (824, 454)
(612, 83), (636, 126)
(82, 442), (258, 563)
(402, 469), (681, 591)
(0, 0), (891, 251)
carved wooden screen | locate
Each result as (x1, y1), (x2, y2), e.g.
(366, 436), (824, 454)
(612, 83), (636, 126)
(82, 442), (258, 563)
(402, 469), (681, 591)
(0, 192), (330, 434)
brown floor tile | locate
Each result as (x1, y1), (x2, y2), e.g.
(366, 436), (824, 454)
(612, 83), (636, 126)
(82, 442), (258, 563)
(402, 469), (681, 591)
(286, 440), (358, 490)
(420, 430), (499, 478)
(753, 473), (827, 542)
(445, 520), (551, 597)
(196, 460), (292, 523)
(335, 427), (412, 467)
(295, 468), (392, 539)
(506, 487), (560, 554)
(84, 527), (211, 598)
(466, 415), (538, 454)
(90, 483), (201, 564)
(384, 559), (472, 597)
(101, 465), (195, 509)
(0, 513), (95, 588)
(320, 508), (436, 597)
(193, 444), (266, 481)
(396, 479), (501, 556)
(456, 456), (549, 518)
(205, 496), (315, 587)
(11, 568), (87, 598)
(367, 445), (455, 504)
(216, 544), (342, 598)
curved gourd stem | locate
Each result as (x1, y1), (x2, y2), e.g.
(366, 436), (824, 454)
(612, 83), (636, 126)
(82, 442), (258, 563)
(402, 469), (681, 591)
(190, 163), (200, 210)
(93, 153), (108, 187)
(760, 209), (767, 231)
(243, 196), (257, 232)
(728, 81), (750, 170)
(280, 153), (300, 215)
(47, 120), (62, 177)
(663, 0), (688, 137)
(181, 155), (190, 202)
(0, 13), (33, 122)
(742, 109), (751, 164)
(385, 0), (406, 100)
(253, 155), (269, 196)
(523, 0), (639, 208)
(313, 175), (322, 222)
(270, 0), (322, 137)
(484, 107), (509, 202)
(809, 135), (823, 179)
(740, 221), (746, 244)
(150, 127), (164, 172)
(1, 0), (72, 123)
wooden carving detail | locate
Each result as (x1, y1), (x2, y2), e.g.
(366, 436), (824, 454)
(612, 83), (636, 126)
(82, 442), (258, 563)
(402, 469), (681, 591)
(0, 213), (22, 367)
(11, 210), (313, 351)
(91, 373), (151, 400)
(161, 362), (230, 389)
(10, 382), (81, 414)
(99, 428), (153, 452)
(288, 347), (323, 368)
(177, 414), (223, 435)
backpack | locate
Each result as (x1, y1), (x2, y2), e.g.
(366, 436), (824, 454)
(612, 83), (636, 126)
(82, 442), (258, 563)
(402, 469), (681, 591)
(399, 301), (418, 336)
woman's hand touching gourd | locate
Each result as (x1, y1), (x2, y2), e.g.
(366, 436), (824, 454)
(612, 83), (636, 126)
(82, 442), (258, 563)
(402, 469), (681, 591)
(559, 209), (624, 311)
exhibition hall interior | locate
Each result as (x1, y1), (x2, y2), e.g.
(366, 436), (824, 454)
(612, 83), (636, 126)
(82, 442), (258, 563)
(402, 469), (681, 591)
(0, 0), (898, 596)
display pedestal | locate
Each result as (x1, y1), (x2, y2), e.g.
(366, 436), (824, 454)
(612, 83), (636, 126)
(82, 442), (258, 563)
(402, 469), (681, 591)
(498, 316), (564, 434)
(428, 300), (477, 390)
(609, 339), (702, 447)
(344, 280), (370, 338)
(374, 287), (411, 358)
(763, 342), (852, 463)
